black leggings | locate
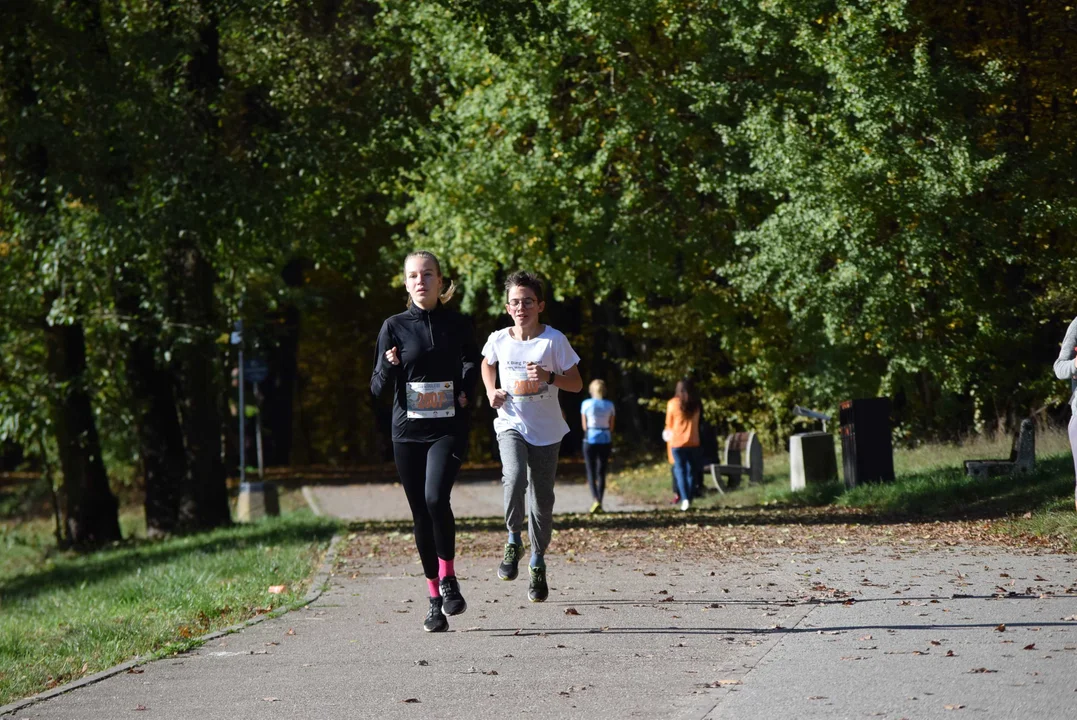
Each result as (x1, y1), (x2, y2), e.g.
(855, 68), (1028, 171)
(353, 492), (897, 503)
(393, 435), (464, 579)
(582, 442), (612, 502)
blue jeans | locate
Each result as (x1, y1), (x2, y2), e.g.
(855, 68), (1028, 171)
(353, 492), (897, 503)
(672, 446), (702, 504)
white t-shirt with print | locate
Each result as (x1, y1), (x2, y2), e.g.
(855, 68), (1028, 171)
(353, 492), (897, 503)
(482, 325), (581, 447)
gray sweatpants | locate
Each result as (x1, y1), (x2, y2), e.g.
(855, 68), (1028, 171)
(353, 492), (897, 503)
(1069, 414), (1077, 505)
(498, 429), (561, 558)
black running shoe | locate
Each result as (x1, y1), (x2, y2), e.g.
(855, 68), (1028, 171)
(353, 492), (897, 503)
(498, 543), (523, 581)
(424, 597), (448, 632)
(528, 565), (549, 603)
(438, 576), (467, 616)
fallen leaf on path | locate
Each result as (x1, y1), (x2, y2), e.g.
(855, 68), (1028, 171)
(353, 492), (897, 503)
(946, 650), (956, 657)
(414, 660), (429, 666)
(134, 705), (148, 711)
(402, 698), (420, 703)
(930, 640), (942, 646)
(943, 704), (966, 710)
(268, 585), (286, 594)
(969, 668), (997, 673)
(859, 635), (873, 641)
(564, 608), (580, 615)
(286, 628), (296, 636)
(263, 697), (279, 702)
(126, 668), (144, 674)
(1023, 643), (1036, 650)
(995, 624), (1006, 632)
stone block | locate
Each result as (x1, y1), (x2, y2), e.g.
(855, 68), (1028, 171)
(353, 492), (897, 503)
(236, 481), (280, 522)
(790, 432), (839, 491)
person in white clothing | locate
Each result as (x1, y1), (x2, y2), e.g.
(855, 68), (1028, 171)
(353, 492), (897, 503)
(1053, 315), (1077, 511)
(482, 271), (582, 602)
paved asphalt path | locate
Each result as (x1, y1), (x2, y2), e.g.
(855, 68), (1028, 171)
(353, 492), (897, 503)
(302, 477), (652, 521)
(5, 479), (1077, 720)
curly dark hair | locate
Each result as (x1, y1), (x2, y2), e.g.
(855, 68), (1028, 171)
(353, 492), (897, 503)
(504, 271), (545, 303)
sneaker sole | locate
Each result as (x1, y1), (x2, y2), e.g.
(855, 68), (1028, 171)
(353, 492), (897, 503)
(424, 621), (448, 632)
(498, 568), (518, 581)
(528, 595), (547, 603)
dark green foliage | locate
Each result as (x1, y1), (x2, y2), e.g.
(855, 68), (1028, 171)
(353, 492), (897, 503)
(3, 0), (1075, 501)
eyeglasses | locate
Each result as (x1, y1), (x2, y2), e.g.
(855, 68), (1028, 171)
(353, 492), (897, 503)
(507, 298), (536, 309)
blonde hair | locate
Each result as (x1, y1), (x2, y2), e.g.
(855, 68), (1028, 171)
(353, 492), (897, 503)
(588, 379), (607, 399)
(404, 250), (456, 307)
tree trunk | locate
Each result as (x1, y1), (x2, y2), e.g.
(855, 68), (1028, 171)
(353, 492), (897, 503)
(43, 312), (122, 547)
(172, 246), (231, 530)
(115, 284), (189, 536)
(5, 19), (121, 548)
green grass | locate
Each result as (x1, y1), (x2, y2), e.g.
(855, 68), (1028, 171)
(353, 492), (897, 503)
(612, 426), (1076, 524)
(0, 504), (339, 706)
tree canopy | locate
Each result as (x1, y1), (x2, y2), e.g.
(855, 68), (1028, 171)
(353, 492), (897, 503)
(1, 0), (1074, 542)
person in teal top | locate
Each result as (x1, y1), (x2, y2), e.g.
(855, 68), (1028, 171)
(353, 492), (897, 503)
(580, 379), (616, 513)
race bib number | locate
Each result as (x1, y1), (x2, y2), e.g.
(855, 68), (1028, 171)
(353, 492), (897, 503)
(406, 381), (456, 419)
(506, 367), (550, 403)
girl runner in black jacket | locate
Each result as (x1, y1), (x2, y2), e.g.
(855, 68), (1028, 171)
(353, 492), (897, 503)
(371, 250), (479, 632)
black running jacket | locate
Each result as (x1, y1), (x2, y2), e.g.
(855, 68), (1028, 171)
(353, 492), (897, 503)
(370, 303), (480, 442)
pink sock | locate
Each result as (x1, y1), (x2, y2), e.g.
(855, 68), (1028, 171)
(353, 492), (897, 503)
(427, 578), (440, 598)
(438, 558), (455, 579)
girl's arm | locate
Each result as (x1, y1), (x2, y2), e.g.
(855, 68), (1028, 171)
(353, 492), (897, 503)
(370, 321), (396, 398)
(459, 316), (481, 404)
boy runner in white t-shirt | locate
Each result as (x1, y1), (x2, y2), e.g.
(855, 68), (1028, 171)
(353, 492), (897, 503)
(481, 271), (583, 602)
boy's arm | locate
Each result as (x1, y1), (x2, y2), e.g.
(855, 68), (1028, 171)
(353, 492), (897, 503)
(550, 364), (583, 393)
(482, 359), (508, 409)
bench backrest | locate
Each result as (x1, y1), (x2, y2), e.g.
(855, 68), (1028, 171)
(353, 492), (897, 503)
(724, 431), (764, 484)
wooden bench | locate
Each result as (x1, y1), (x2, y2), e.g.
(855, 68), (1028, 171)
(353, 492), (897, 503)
(705, 431), (764, 493)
